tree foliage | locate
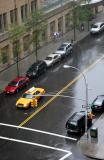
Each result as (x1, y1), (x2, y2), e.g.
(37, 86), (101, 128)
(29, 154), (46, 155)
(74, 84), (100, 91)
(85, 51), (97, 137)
(8, 24), (26, 76)
(70, 1), (93, 40)
(76, 5), (93, 23)
(25, 9), (47, 61)
(9, 24), (26, 42)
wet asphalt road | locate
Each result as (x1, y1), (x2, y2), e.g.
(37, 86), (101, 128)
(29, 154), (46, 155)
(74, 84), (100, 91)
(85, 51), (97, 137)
(0, 33), (104, 160)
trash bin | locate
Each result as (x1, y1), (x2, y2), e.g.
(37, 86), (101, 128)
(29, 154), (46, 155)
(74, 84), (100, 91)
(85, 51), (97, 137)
(90, 127), (98, 138)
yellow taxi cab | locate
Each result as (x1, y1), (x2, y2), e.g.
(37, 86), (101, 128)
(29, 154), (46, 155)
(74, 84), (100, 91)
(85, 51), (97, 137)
(16, 86), (45, 108)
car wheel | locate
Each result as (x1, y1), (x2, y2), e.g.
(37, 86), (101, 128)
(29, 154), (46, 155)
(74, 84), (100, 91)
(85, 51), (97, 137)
(26, 82), (29, 86)
(64, 53), (67, 58)
(51, 63), (54, 67)
(44, 68), (47, 73)
(67, 131), (70, 135)
(29, 103), (31, 108)
(70, 49), (72, 54)
(80, 128), (83, 135)
(58, 58), (61, 63)
(16, 89), (19, 93)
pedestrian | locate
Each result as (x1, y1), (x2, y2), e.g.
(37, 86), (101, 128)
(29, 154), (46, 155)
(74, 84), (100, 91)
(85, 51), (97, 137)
(87, 112), (95, 120)
(53, 32), (60, 41)
(80, 23), (84, 31)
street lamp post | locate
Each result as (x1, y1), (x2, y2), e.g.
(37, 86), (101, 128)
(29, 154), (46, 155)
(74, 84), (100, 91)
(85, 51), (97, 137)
(63, 65), (89, 137)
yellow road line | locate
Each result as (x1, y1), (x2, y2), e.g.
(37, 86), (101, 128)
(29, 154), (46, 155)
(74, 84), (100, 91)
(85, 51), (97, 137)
(19, 54), (104, 127)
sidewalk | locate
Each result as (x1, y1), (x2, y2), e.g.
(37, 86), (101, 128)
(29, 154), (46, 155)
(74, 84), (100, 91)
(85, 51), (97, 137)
(0, 10), (104, 90)
(78, 113), (104, 159)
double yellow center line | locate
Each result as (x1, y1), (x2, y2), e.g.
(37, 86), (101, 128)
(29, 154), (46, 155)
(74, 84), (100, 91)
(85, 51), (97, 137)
(19, 54), (104, 127)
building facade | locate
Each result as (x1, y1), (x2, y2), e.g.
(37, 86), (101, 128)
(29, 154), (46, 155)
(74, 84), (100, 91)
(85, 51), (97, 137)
(0, 0), (103, 71)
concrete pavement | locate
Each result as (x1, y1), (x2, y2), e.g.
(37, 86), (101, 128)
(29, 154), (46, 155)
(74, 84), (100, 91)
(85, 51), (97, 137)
(79, 113), (104, 159)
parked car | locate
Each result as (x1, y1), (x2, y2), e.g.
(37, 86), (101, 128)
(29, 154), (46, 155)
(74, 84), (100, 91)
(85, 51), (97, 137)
(90, 22), (104, 34)
(16, 86), (45, 108)
(54, 42), (73, 58)
(91, 95), (104, 112)
(4, 76), (29, 94)
(66, 111), (92, 134)
(26, 60), (47, 78)
(44, 54), (61, 67)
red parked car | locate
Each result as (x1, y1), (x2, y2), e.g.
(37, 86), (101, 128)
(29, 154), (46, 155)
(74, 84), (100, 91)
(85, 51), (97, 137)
(4, 76), (29, 94)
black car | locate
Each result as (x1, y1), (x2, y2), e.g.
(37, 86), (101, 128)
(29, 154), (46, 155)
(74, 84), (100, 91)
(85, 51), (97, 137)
(66, 111), (92, 134)
(91, 95), (104, 112)
(26, 61), (47, 78)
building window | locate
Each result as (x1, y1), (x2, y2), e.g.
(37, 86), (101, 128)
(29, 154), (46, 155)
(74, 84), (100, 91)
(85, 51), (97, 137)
(50, 21), (55, 36)
(65, 13), (70, 31)
(31, 0), (36, 13)
(1, 46), (8, 64)
(10, 9), (17, 24)
(21, 4), (28, 22)
(0, 15), (2, 32)
(0, 13), (7, 32)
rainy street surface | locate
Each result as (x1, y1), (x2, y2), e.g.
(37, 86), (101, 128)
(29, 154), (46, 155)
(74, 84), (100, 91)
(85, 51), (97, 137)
(0, 33), (104, 160)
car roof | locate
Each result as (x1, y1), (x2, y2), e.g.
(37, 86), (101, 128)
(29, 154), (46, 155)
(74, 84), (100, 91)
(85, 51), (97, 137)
(25, 87), (42, 95)
(31, 60), (44, 66)
(58, 46), (65, 49)
(97, 95), (104, 100)
(28, 61), (45, 70)
(61, 42), (71, 46)
(47, 54), (58, 57)
(68, 112), (85, 122)
(12, 76), (26, 82)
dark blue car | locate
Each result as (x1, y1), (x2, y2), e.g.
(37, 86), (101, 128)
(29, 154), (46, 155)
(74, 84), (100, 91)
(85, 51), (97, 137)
(91, 95), (104, 112)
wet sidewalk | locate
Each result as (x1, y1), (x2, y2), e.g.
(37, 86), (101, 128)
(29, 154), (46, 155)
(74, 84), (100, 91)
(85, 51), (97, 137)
(0, 10), (104, 90)
(0, 28), (89, 90)
(79, 113), (104, 159)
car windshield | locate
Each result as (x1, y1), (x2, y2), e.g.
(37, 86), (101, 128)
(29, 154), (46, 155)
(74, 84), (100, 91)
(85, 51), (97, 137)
(60, 44), (67, 47)
(45, 57), (52, 60)
(92, 24), (98, 28)
(28, 63), (38, 71)
(94, 99), (103, 106)
(8, 81), (18, 86)
(22, 93), (33, 99)
(57, 47), (65, 51)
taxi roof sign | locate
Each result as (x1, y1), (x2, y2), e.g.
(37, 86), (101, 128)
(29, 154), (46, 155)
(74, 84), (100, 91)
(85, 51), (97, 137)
(28, 87), (35, 93)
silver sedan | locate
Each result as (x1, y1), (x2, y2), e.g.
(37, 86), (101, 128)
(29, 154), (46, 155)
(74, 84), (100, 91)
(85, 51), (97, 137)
(44, 54), (61, 67)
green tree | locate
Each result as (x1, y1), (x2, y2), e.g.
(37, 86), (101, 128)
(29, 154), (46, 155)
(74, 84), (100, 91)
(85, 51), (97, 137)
(8, 24), (26, 76)
(70, 0), (93, 40)
(76, 4), (93, 31)
(70, 1), (80, 41)
(25, 9), (47, 61)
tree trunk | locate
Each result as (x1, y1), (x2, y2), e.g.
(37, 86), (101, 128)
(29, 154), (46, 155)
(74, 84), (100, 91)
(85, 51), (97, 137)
(35, 39), (38, 62)
(16, 55), (19, 77)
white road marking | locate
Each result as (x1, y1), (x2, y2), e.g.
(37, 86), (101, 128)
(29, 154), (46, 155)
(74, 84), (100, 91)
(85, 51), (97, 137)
(0, 123), (77, 141)
(0, 136), (72, 160)
(59, 153), (72, 160)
